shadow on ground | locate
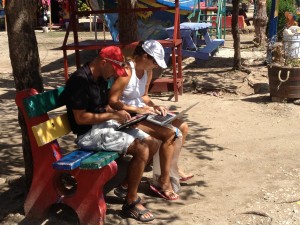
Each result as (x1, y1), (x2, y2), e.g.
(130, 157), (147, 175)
(0, 38), (240, 224)
(41, 47), (98, 74)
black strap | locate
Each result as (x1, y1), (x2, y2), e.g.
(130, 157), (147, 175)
(123, 196), (141, 210)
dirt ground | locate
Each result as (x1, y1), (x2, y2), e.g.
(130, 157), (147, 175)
(1, 28), (300, 225)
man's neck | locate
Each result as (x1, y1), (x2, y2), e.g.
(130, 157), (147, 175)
(89, 58), (101, 81)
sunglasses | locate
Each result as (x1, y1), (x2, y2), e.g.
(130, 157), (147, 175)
(104, 57), (126, 67)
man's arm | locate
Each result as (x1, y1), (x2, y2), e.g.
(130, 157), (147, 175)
(73, 108), (130, 125)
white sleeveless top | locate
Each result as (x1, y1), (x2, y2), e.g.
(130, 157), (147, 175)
(120, 61), (148, 107)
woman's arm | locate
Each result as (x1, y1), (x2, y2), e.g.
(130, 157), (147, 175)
(142, 70), (168, 116)
(142, 70), (155, 106)
(109, 66), (148, 114)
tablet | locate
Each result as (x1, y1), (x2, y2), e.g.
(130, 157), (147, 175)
(115, 114), (149, 131)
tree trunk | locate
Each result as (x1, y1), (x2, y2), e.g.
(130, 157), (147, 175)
(253, 0), (268, 45)
(6, 0), (43, 190)
(118, 0), (138, 43)
(232, 0), (242, 70)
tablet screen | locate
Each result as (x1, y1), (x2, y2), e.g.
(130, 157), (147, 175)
(115, 114), (148, 131)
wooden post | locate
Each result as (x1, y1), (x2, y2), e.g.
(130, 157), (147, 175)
(49, 0), (52, 32)
(2, 0), (6, 31)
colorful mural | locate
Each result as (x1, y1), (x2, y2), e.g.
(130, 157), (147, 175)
(87, 0), (203, 42)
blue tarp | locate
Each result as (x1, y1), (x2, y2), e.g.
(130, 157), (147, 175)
(156, 0), (204, 11)
(105, 13), (169, 42)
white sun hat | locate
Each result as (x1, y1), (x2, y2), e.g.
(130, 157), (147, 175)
(142, 40), (167, 68)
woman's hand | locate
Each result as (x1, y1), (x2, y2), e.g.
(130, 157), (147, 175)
(136, 105), (155, 115)
(153, 105), (168, 116)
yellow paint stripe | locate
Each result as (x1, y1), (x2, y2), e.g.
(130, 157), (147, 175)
(32, 113), (71, 147)
(138, 0), (190, 15)
(137, 3), (153, 19)
(274, 0), (279, 17)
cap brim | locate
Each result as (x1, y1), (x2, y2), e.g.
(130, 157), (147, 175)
(111, 64), (127, 77)
(156, 59), (167, 69)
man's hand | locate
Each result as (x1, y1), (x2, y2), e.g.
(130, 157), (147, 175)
(105, 105), (115, 113)
(113, 110), (131, 124)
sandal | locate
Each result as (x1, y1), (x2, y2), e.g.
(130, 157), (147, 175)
(149, 184), (179, 200)
(114, 185), (128, 198)
(122, 197), (155, 222)
(179, 175), (194, 182)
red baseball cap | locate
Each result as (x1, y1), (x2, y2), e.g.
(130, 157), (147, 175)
(99, 46), (127, 77)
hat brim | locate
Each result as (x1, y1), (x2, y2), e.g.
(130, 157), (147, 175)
(155, 58), (167, 69)
(111, 64), (127, 77)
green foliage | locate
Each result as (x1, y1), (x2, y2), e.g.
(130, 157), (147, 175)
(267, 0), (297, 39)
(286, 58), (300, 67)
(78, 0), (91, 11)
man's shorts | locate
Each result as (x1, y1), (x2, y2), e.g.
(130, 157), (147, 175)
(76, 120), (149, 154)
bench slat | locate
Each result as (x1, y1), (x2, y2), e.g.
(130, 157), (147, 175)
(53, 149), (95, 170)
(199, 39), (224, 54)
(80, 151), (120, 169)
(24, 86), (65, 118)
(32, 113), (71, 147)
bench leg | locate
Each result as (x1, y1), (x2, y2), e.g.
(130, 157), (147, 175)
(63, 161), (118, 225)
(24, 161), (118, 225)
(24, 169), (59, 219)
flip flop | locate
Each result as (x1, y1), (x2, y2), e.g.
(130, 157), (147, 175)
(149, 184), (179, 200)
(179, 175), (194, 182)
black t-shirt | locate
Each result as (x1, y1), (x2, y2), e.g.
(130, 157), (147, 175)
(63, 63), (109, 135)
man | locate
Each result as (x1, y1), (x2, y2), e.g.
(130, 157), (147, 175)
(63, 46), (157, 222)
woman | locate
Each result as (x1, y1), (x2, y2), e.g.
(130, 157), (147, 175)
(109, 40), (193, 200)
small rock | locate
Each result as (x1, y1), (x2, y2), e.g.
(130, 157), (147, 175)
(0, 177), (6, 185)
(293, 99), (300, 105)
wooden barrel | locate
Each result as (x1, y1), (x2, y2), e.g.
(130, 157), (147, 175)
(268, 65), (300, 99)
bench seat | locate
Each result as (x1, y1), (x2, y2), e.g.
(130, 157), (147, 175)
(80, 151), (120, 169)
(53, 149), (120, 170)
(199, 39), (225, 54)
(52, 149), (94, 170)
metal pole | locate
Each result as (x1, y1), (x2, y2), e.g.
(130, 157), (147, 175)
(4, 14), (7, 32)
(268, 0), (279, 39)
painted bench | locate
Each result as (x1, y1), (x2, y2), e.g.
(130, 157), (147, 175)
(165, 22), (225, 62)
(15, 86), (120, 225)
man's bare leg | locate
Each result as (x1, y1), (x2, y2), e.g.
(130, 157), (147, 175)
(118, 136), (159, 187)
(125, 139), (154, 220)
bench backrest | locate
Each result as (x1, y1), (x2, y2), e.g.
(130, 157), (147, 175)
(16, 87), (120, 171)
(15, 87), (67, 164)
(32, 113), (71, 147)
(21, 86), (71, 146)
(23, 86), (65, 118)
